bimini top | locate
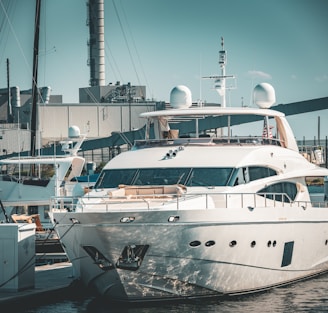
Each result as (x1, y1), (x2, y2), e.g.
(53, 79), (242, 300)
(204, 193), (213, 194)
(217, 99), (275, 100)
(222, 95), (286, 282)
(139, 106), (298, 152)
(139, 83), (298, 152)
(140, 106), (285, 119)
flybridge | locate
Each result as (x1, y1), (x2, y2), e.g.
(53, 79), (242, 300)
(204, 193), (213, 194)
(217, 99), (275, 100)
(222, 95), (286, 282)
(140, 84), (299, 152)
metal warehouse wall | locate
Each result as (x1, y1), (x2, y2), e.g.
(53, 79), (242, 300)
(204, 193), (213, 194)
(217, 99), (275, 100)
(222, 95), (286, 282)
(38, 102), (158, 140)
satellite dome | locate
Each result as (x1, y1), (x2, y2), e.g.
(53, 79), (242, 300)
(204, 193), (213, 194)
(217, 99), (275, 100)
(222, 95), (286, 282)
(253, 83), (276, 109)
(170, 85), (192, 109)
(68, 125), (81, 138)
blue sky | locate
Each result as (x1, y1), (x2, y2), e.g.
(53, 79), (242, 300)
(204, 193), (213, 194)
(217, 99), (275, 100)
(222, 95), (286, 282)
(0, 0), (327, 140)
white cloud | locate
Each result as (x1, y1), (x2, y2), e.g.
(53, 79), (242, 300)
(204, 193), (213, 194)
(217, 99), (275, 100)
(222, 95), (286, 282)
(315, 74), (328, 83)
(247, 70), (272, 80)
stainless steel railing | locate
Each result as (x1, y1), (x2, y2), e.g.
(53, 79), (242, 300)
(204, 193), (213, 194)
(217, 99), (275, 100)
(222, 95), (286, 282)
(50, 191), (328, 213)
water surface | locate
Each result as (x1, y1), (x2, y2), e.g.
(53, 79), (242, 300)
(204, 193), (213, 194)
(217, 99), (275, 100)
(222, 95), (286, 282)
(13, 272), (328, 313)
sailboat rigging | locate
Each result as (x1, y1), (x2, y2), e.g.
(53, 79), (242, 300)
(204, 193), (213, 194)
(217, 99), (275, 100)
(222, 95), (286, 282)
(30, 0), (41, 157)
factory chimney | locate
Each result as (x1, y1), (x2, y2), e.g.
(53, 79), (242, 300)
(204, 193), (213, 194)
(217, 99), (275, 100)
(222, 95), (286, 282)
(87, 0), (105, 86)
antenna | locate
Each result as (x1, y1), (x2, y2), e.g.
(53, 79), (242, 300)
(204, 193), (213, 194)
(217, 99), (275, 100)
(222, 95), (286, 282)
(202, 37), (236, 107)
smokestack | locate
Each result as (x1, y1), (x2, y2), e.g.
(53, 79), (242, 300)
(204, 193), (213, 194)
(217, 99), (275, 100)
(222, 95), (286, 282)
(88, 0), (105, 86)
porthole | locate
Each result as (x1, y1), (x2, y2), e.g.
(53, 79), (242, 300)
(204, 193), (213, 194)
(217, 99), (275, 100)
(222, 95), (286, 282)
(229, 240), (237, 247)
(189, 240), (201, 247)
(250, 241), (256, 248)
(205, 240), (215, 247)
(268, 240), (277, 247)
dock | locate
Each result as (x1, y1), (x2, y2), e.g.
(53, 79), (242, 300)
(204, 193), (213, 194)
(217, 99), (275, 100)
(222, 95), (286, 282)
(0, 262), (81, 309)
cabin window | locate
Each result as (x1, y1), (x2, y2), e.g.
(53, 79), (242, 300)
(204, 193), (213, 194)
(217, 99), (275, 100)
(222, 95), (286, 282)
(0, 163), (54, 186)
(95, 169), (137, 188)
(11, 206), (26, 215)
(28, 206), (38, 215)
(248, 166), (277, 181)
(257, 182), (297, 202)
(186, 168), (233, 187)
(230, 166), (277, 185)
(95, 167), (234, 188)
(134, 168), (190, 186)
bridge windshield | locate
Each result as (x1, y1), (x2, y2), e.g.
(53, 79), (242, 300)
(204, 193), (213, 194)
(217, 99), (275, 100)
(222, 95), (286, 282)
(95, 167), (234, 189)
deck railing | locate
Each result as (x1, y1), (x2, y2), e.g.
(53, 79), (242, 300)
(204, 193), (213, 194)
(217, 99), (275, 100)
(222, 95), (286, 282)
(133, 136), (283, 149)
(50, 191), (328, 213)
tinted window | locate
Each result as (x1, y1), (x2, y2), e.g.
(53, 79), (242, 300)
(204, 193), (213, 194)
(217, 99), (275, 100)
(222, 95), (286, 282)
(95, 169), (137, 188)
(257, 182), (297, 202)
(248, 167), (277, 181)
(187, 168), (233, 187)
(135, 168), (190, 186)
(95, 167), (234, 188)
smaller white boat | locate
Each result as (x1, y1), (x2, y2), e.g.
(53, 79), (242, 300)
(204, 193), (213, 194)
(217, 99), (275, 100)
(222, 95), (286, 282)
(0, 126), (87, 253)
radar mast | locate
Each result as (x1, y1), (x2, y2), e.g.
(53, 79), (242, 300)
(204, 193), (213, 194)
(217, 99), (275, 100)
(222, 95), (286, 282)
(203, 37), (235, 107)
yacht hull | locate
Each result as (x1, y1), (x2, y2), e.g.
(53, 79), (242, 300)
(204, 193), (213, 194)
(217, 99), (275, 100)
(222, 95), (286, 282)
(52, 206), (328, 302)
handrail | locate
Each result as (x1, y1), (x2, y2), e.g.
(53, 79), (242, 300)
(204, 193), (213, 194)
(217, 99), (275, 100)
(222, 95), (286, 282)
(133, 136), (282, 149)
(50, 191), (328, 213)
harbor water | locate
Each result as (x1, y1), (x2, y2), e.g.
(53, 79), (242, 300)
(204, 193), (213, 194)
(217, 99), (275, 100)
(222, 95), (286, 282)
(11, 272), (328, 313)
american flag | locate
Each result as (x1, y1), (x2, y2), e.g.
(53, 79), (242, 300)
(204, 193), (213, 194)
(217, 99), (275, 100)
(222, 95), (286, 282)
(262, 117), (273, 138)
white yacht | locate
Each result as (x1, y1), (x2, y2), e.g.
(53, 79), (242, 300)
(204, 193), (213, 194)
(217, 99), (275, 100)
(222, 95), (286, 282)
(50, 82), (328, 302)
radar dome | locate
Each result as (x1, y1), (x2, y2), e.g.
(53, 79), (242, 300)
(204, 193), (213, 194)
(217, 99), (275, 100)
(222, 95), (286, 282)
(68, 125), (81, 138)
(253, 83), (276, 109)
(170, 85), (192, 109)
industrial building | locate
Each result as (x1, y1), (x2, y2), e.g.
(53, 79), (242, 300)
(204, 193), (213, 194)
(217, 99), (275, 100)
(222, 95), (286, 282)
(0, 0), (159, 158)
(0, 0), (327, 168)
